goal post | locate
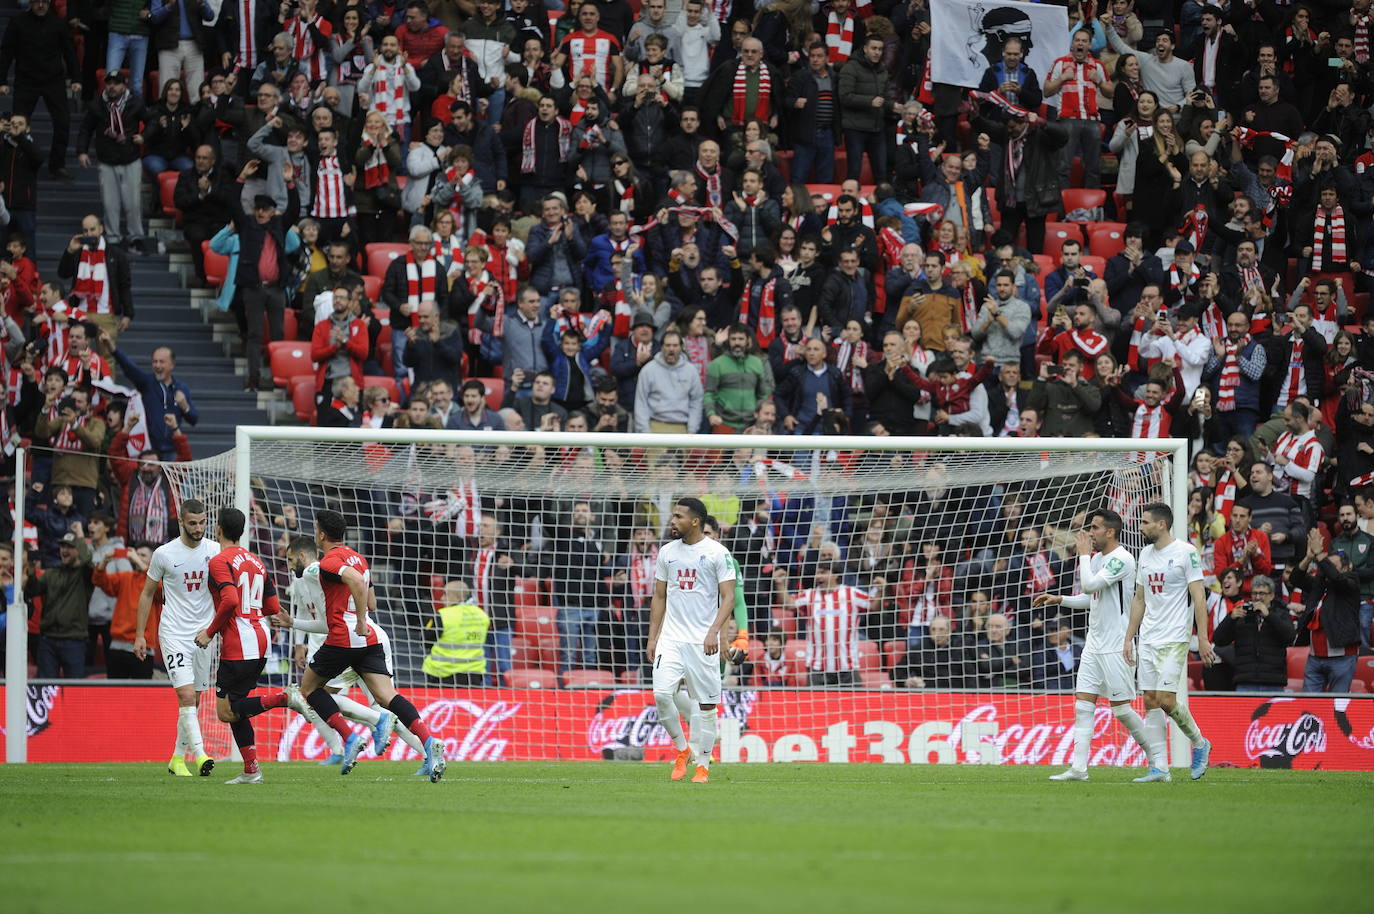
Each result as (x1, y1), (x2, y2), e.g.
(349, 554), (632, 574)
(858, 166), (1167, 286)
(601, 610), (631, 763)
(154, 426), (1191, 766)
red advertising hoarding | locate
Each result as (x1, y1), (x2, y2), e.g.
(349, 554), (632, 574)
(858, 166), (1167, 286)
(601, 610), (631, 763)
(5, 685), (1372, 770)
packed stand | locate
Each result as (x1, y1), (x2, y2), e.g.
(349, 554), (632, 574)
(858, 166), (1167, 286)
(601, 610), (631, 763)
(0, 0), (1372, 690)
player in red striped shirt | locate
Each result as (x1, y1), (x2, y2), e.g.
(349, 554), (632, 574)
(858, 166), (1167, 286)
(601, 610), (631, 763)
(193, 508), (289, 784)
(299, 509), (446, 781)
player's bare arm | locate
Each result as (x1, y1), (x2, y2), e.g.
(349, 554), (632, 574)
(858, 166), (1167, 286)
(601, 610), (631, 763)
(646, 579), (667, 662)
(703, 578), (736, 655)
(1123, 583), (1146, 665)
(1190, 579), (1217, 666)
(133, 576), (159, 660)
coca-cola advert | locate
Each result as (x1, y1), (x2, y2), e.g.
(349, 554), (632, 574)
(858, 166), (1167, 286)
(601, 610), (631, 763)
(4, 686), (1372, 769)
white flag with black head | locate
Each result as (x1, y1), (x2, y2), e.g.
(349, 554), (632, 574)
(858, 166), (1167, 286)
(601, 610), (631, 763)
(929, 0), (1068, 91)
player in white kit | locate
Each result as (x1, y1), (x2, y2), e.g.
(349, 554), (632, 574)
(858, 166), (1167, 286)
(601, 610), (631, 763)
(1124, 501), (1216, 782)
(133, 499), (222, 777)
(1034, 508), (1156, 781)
(275, 536), (431, 774)
(647, 497), (736, 784)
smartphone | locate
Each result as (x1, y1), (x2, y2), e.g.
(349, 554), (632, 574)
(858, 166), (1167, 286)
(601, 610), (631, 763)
(1216, 109), (1227, 122)
(1073, 277), (1090, 288)
(1328, 57), (1344, 66)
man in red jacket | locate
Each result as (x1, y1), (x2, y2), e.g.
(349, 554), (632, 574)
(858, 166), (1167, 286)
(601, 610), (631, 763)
(1212, 502), (1273, 593)
(311, 285), (368, 398)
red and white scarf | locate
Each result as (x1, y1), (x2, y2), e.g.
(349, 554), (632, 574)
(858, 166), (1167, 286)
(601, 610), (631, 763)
(696, 162), (723, 208)
(362, 141), (391, 189)
(968, 89), (1032, 118)
(405, 254), (437, 327)
(740, 276), (779, 347)
(521, 116), (572, 173)
(1169, 261), (1200, 296)
(831, 339), (868, 393)
(1216, 334), (1249, 412)
(370, 58), (411, 126)
(288, 13), (332, 82)
(610, 279), (632, 337)
(1201, 300), (1225, 340)
(1356, 13), (1370, 64)
(443, 166), (475, 224)
(433, 233), (463, 274)
(1127, 316), (1153, 372)
(1213, 469), (1238, 519)
(825, 197), (875, 229)
(918, 54), (934, 104)
(52, 415), (83, 452)
(1312, 205), (1347, 271)
(825, 10), (854, 63)
(959, 283), (978, 333)
(465, 270), (503, 345)
(731, 61), (771, 125)
(1280, 331), (1305, 405)
(629, 546), (658, 607)
(73, 239), (110, 314)
(1026, 551), (1054, 594)
(1068, 328), (1109, 357)
(1182, 204), (1209, 252)
(614, 178), (635, 216)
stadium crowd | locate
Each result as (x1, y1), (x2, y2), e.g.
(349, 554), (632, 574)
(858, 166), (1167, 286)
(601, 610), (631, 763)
(0, 0), (1372, 691)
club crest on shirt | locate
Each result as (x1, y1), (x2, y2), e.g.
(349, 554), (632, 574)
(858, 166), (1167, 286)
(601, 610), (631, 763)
(184, 570), (204, 592)
(675, 567), (697, 591)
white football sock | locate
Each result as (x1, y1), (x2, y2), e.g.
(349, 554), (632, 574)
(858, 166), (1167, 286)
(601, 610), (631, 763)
(1145, 708), (1169, 769)
(1167, 703), (1206, 748)
(334, 693), (382, 727)
(1112, 704), (1152, 760)
(394, 720), (426, 755)
(289, 690), (343, 754)
(654, 693), (689, 751)
(693, 706), (718, 768)
(673, 689), (697, 752)
(178, 706), (206, 758)
(1072, 699), (1095, 771)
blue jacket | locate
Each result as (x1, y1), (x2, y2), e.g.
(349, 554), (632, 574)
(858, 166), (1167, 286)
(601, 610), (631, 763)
(541, 316), (611, 403)
(112, 348), (198, 459)
(1202, 339), (1267, 412)
(583, 232), (645, 293)
(609, 335), (658, 402)
(209, 224), (301, 312)
(873, 197), (921, 244)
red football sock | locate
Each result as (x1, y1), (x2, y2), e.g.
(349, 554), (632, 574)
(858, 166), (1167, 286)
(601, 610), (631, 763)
(261, 692), (288, 710)
(242, 745), (259, 774)
(326, 713), (352, 741)
(408, 719), (434, 742)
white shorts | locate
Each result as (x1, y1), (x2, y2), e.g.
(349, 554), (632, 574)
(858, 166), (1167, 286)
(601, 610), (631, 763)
(315, 629), (394, 693)
(1076, 651), (1137, 703)
(160, 635), (213, 691)
(1138, 641), (1189, 693)
(653, 639), (721, 705)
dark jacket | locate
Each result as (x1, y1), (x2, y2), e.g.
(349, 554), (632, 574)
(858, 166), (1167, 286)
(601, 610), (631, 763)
(784, 65), (843, 145)
(57, 241), (134, 319)
(976, 117), (1069, 219)
(1202, 337), (1267, 414)
(401, 323), (465, 387)
(775, 358), (851, 430)
(896, 634), (970, 688)
(172, 164), (235, 233)
(976, 61), (1043, 116)
(1261, 327), (1326, 415)
(228, 178), (301, 289)
(0, 131), (43, 212)
(142, 102), (197, 163)
(444, 121), (506, 192)
(837, 56), (890, 134)
(150, 0), (210, 51)
(78, 92), (148, 167)
(24, 540), (94, 640)
(1292, 557), (1362, 652)
(816, 267), (875, 333)
(526, 219), (588, 293)
(1213, 605), (1296, 687)
(0, 7), (80, 89)
(862, 359), (923, 435)
(381, 255), (455, 318)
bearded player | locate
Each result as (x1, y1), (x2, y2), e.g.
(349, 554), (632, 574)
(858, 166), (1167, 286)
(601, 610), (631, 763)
(1034, 508), (1155, 781)
(193, 508), (290, 784)
(1124, 501), (1216, 782)
(299, 510), (446, 781)
(647, 497), (736, 784)
(135, 498), (221, 777)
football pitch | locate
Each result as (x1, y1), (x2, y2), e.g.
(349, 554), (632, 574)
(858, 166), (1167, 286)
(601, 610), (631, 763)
(1, 763), (1369, 913)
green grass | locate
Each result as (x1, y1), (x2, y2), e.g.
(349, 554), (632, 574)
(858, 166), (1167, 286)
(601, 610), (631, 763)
(1, 763), (1370, 913)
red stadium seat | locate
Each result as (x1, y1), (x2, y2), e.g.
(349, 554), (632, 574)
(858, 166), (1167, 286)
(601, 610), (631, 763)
(857, 640), (881, 671)
(1187, 660), (1204, 692)
(859, 670), (892, 689)
(515, 601), (558, 642)
(363, 274), (383, 302)
(1355, 655), (1374, 691)
(507, 668), (554, 689)
(365, 242), (408, 279)
(1042, 223), (1086, 262)
(472, 376), (504, 411)
(807, 183), (843, 204)
(1088, 220), (1127, 236)
(201, 241), (228, 287)
(562, 669), (617, 688)
(1032, 254), (1056, 277)
(289, 375), (317, 424)
(1087, 227), (1125, 259)
(1060, 188), (1107, 219)
(883, 640), (905, 672)
(618, 669), (641, 685)
(267, 341), (315, 388)
(264, 308), (298, 344)
(1286, 646), (1309, 681)
(363, 375), (401, 403)
(158, 170), (181, 222)
(774, 148), (793, 184)
(784, 638), (808, 686)
(1080, 255), (1106, 276)
(1350, 679), (1368, 693)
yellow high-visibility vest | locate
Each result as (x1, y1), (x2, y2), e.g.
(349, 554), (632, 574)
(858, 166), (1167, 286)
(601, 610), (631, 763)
(422, 603), (490, 677)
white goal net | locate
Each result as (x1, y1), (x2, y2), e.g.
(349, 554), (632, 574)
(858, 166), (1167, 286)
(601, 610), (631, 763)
(158, 430), (1184, 766)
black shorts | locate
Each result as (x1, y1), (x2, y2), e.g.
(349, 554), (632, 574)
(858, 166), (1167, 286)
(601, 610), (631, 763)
(309, 642), (391, 682)
(216, 658), (268, 699)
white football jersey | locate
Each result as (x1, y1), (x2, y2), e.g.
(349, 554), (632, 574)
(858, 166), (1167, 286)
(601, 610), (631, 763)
(147, 536), (222, 641)
(1080, 546), (1136, 655)
(290, 561), (328, 653)
(1135, 538), (1203, 646)
(655, 535), (736, 644)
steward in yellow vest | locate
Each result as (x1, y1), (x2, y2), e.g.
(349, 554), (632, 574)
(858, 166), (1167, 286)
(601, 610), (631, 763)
(423, 581), (490, 685)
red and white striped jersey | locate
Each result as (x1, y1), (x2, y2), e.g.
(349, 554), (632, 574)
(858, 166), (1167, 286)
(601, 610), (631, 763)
(60, 349), (109, 388)
(207, 545), (281, 661)
(312, 154), (353, 219)
(425, 480), (481, 538)
(797, 585), (868, 673)
(560, 31), (621, 88)
(40, 314), (83, 367)
(287, 13), (333, 82)
(318, 545), (380, 648)
(1130, 402), (1172, 438)
(471, 545), (496, 612)
(1048, 56), (1104, 119)
(1272, 430), (1323, 499)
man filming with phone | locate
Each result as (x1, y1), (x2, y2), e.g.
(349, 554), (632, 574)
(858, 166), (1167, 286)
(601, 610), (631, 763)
(1211, 574), (1293, 692)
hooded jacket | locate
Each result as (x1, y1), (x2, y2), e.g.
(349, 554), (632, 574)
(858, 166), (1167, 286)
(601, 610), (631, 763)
(633, 348), (703, 432)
